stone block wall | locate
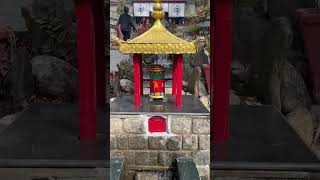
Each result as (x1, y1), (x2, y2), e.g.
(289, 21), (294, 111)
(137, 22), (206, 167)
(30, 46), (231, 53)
(110, 114), (210, 179)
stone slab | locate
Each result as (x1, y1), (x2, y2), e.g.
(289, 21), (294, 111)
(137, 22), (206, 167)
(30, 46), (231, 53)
(110, 95), (209, 115)
(212, 105), (320, 171)
(0, 104), (108, 167)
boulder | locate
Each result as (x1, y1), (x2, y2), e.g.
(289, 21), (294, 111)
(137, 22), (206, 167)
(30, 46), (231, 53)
(198, 80), (208, 97)
(281, 60), (311, 114)
(31, 55), (78, 101)
(187, 67), (207, 97)
(233, 6), (270, 64)
(286, 107), (315, 146)
(244, 96), (263, 106)
(21, 0), (76, 65)
(311, 105), (320, 145)
(229, 90), (241, 105)
(287, 50), (308, 79)
(119, 79), (133, 93)
(231, 60), (245, 73)
(183, 59), (193, 82)
(200, 95), (210, 111)
(231, 61), (248, 95)
(246, 17), (294, 107)
(0, 112), (20, 133)
(232, 60), (250, 83)
(268, 60), (282, 111)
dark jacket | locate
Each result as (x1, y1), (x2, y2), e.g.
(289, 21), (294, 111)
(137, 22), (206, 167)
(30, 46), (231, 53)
(118, 14), (135, 32)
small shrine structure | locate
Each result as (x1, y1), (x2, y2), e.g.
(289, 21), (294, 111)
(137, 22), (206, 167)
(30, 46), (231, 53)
(115, 0), (198, 108)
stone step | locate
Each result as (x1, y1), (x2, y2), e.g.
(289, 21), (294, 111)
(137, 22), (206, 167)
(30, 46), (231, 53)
(135, 171), (175, 180)
(135, 172), (158, 180)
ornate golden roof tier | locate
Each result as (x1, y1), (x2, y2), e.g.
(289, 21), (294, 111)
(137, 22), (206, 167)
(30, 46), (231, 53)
(115, 0), (198, 54)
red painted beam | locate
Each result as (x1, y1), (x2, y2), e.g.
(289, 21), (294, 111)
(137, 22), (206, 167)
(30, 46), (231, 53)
(133, 54), (142, 107)
(212, 0), (233, 142)
(93, 0), (106, 107)
(75, 0), (97, 140)
(172, 58), (177, 96)
(175, 54), (183, 107)
(140, 57), (143, 95)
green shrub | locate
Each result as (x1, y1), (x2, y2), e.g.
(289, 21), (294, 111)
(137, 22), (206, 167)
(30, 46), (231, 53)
(189, 24), (200, 33)
(205, 35), (210, 55)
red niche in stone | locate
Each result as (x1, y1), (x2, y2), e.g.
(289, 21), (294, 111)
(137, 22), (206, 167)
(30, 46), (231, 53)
(148, 116), (166, 133)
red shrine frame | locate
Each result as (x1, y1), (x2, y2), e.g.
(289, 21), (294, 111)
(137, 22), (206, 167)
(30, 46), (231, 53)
(132, 54), (183, 108)
(74, 0), (232, 142)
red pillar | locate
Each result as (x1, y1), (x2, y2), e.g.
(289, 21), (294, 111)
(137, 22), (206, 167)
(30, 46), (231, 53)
(139, 55), (143, 95)
(172, 58), (177, 96)
(92, 0), (106, 107)
(212, 0), (232, 142)
(75, 0), (96, 140)
(175, 54), (183, 107)
(133, 54), (142, 107)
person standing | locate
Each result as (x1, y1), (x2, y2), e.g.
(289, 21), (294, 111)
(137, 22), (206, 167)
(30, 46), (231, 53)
(161, 12), (169, 28)
(118, 6), (137, 41)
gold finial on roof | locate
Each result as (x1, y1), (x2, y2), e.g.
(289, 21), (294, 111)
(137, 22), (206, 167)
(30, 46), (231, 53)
(151, 0), (164, 22)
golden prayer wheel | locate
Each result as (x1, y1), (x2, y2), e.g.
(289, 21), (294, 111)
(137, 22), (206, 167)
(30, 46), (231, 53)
(149, 65), (165, 99)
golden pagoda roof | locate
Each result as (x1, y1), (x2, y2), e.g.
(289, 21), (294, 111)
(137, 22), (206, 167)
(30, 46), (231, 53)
(115, 0), (198, 54)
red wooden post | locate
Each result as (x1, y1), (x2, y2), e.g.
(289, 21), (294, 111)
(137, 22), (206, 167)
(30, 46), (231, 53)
(133, 54), (142, 107)
(212, 0), (233, 142)
(175, 54), (183, 107)
(93, 0), (106, 107)
(75, 0), (97, 140)
(172, 58), (177, 96)
(139, 55), (143, 95)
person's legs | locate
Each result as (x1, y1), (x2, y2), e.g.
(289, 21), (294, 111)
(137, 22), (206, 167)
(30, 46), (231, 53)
(125, 32), (130, 41)
(121, 31), (126, 41)
(122, 31), (130, 41)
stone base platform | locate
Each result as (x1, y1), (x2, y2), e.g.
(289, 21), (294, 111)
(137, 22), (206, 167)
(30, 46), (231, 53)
(110, 95), (210, 179)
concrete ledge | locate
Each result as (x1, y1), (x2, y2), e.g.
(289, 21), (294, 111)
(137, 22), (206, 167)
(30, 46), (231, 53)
(0, 168), (108, 180)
